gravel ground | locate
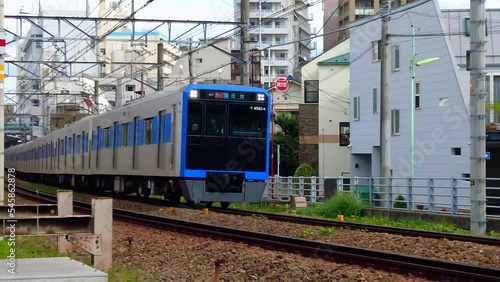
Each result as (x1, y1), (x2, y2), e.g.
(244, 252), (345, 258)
(110, 199), (500, 270)
(66, 221), (433, 281)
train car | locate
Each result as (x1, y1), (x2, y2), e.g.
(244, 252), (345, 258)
(5, 84), (272, 208)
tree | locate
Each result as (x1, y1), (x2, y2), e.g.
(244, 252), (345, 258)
(273, 112), (299, 176)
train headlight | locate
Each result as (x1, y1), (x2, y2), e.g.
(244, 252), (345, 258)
(189, 90), (199, 99)
(256, 93), (265, 101)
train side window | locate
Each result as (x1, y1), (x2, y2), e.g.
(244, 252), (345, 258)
(68, 137), (72, 154)
(187, 102), (203, 136)
(205, 103), (226, 137)
(122, 123), (129, 147)
(144, 118), (153, 144)
(104, 127), (111, 149)
(76, 135), (81, 153)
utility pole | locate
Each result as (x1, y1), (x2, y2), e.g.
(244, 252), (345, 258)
(379, 0), (391, 208)
(0, 0), (4, 205)
(94, 80), (100, 114)
(116, 78), (123, 108)
(240, 0), (250, 86)
(157, 42), (164, 91)
(140, 73), (144, 96)
(409, 25), (416, 178)
(470, 0), (487, 236)
(188, 39), (194, 84)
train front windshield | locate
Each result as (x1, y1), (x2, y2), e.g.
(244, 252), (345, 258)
(185, 90), (269, 172)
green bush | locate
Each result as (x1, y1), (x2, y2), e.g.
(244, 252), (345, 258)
(312, 192), (368, 218)
(394, 195), (408, 209)
(292, 163), (315, 196)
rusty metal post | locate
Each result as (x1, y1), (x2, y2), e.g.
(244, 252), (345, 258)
(57, 190), (73, 255)
(91, 197), (112, 272)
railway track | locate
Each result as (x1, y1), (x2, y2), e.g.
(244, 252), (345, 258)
(12, 185), (500, 282)
(13, 178), (500, 246)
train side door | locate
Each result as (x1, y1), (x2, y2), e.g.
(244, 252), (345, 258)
(158, 110), (166, 169)
(133, 117), (139, 169)
(113, 122), (118, 169)
(170, 105), (176, 170)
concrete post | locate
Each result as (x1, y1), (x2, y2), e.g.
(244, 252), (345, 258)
(57, 190), (73, 255)
(91, 197), (113, 272)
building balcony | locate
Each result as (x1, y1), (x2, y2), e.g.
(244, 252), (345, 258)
(355, 8), (375, 16)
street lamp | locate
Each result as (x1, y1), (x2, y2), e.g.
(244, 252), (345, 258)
(409, 25), (440, 178)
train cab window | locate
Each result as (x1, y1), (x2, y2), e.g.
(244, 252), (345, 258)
(104, 127), (111, 149)
(205, 103), (226, 137)
(228, 104), (267, 138)
(145, 118), (153, 144)
(187, 102), (203, 135)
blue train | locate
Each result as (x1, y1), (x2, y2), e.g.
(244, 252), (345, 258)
(5, 84), (272, 208)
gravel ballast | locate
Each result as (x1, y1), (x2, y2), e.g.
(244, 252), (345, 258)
(111, 199), (500, 270)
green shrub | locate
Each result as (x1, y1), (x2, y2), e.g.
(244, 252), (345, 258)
(312, 192), (368, 218)
(292, 163), (316, 196)
(394, 195), (408, 209)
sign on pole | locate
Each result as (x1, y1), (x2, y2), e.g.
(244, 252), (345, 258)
(485, 152), (490, 160)
(274, 77), (289, 93)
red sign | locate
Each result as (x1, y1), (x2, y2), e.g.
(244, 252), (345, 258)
(274, 77), (289, 92)
(0, 39), (5, 47)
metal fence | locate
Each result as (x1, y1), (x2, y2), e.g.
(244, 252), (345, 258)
(263, 176), (500, 218)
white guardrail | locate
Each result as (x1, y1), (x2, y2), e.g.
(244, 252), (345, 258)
(262, 176), (500, 218)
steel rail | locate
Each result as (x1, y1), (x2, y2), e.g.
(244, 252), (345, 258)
(11, 186), (500, 282)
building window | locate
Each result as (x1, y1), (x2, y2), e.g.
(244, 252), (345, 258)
(126, 85), (135, 92)
(196, 58), (203, 63)
(339, 122), (350, 146)
(391, 44), (400, 71)
(353, 96), (360, 121)
(372, 40), (381, 61)
(304, 80), (319, 103)
(372, 88), (378, 113)
(391, 109), (400, 135)
(415, 81), (421, 109)
(452, 147), (462, 156)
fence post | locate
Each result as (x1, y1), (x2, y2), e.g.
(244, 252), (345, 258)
(299, 177), (304, 198)
(287, 176), (292, 198)
(311, 177), (317, 204)
(277, 176), (282, 202)
(91, 197), (113, 272)
(388, 177), (393, 209)
(428, 178), (434, 213)
(368, 177), (373, 206)
(407, 177), (412, 211)
(451, 178), (458, 215)
(57, 190), (73, 255)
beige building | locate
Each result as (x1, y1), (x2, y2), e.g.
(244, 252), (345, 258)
(300, 39), (351, 177)
(324, 0), (414, 49)
(268, 80), (303, 112)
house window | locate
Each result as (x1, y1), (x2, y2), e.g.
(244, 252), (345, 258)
(415, 81), (421, 109)
(304, 80), (319, 103)
(145, 118), (153, 144)
(372, 40), (381, 61)
(32, 99), (40, 107)
(391, 44), (400, 71)
(391, 109), (400, 135)
(452, 147), (462, 156)
(353, 96), (360, 121)
(126, 85), (135, 92)
(196, 58), (203, 63)
(339, 122), (350, 146)
(372, 88), (378, 113)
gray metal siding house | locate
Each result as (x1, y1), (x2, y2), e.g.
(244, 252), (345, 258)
(349, 0), (472, 180)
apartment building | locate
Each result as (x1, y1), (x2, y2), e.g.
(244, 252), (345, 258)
(234, 0), (315, 87)
(323, 0), (415, 50)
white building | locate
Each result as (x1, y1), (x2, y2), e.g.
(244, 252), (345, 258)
(233, 0), (316, 87)
(300, 39), (351, 177)
(15, 7), (99, 139)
